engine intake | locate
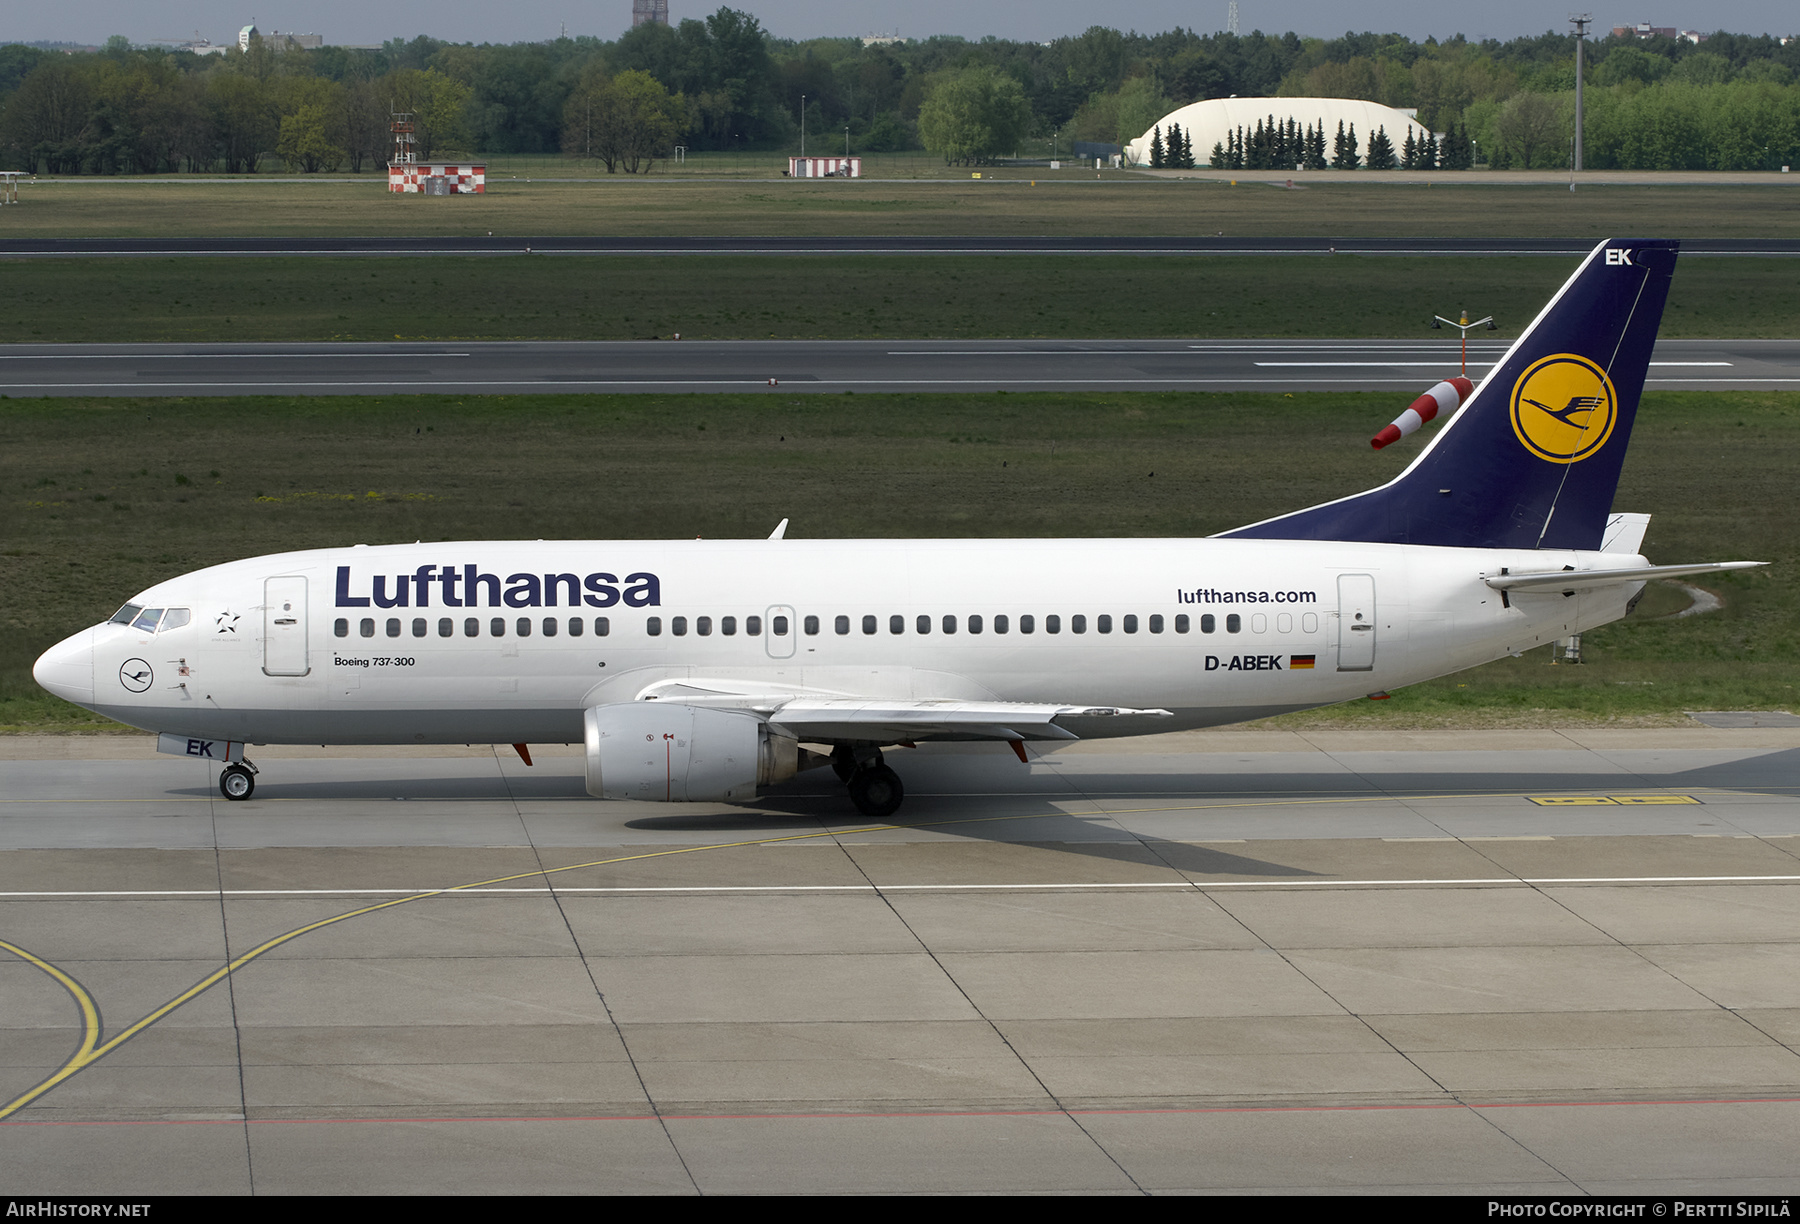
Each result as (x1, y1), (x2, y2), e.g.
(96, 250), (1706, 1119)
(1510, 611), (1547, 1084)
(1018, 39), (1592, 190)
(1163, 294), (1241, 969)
(583, 703), (800, 802)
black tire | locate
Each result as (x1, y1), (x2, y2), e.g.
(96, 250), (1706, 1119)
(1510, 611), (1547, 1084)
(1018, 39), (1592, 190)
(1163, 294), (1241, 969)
(831, 748), (857, 784)
(220, 764), (255, 802)
(848, 764), (904, 818)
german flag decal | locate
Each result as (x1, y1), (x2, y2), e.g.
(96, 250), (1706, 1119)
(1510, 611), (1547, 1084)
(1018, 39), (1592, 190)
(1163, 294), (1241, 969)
(1290, 654), (1316, 669)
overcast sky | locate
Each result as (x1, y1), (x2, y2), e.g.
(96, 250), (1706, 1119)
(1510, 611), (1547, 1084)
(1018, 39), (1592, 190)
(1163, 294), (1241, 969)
(8, 2), (1796, 48)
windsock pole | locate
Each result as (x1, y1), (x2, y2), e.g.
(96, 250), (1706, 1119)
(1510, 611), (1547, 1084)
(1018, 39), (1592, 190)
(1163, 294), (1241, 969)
(1370, 377), (1474, 450)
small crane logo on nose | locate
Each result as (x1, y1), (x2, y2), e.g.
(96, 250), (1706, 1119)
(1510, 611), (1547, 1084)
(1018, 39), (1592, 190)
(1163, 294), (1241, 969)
(119, 659), (153, 693)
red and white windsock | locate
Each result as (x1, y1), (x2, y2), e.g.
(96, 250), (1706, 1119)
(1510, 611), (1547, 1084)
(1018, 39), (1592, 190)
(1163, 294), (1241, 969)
(1370, 377), (1474, 449)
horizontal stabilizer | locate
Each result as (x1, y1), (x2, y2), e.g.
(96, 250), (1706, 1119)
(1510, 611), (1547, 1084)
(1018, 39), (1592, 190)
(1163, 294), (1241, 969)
(1484, 561), (1765, 593)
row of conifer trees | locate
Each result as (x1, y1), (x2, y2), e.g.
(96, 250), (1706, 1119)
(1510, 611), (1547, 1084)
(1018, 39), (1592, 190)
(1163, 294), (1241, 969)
(1143, 113), (1481, 170)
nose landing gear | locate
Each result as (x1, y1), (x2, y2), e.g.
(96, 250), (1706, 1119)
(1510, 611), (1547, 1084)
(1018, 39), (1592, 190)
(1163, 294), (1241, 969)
(219, 760), (259, 801)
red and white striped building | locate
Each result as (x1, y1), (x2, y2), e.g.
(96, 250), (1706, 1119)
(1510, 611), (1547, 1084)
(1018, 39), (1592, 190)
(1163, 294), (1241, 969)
(788, 157), (861, 178)
(387, 163), (486, 194)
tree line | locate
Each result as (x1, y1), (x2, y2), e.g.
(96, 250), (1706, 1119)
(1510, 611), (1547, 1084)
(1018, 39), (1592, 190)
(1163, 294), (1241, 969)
(2, 17), (1797, 173)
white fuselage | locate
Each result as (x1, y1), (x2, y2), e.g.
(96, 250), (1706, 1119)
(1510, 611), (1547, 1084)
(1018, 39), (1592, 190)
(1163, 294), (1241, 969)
(37, 537), (1642, 747)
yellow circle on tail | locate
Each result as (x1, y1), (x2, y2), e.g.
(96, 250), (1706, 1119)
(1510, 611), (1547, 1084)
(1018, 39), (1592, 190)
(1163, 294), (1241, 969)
(1509, 355), (1618, 464)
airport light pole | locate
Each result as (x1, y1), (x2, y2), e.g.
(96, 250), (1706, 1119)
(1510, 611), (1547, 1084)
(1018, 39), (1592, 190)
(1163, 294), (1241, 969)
(800, 94), (806, 159)
(1431, 309), (1497, 378)
(1571, 14), (1590, 178)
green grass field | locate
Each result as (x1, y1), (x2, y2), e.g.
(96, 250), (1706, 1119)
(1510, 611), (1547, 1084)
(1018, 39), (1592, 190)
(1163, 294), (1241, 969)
(3, 254), (1796, 343)
(4, 390), (1793, 733)
(4, 176), (1798, 238)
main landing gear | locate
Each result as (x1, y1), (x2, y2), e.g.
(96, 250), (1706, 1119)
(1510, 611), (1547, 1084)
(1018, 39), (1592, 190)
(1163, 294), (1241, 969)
(832, 746), (904, 819)
(219, 760), (259, 801)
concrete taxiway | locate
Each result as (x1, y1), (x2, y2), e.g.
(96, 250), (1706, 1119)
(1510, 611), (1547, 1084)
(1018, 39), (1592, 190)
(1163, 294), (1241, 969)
(3, 726), (1800, 1194)
(3, 337), (1795, 397)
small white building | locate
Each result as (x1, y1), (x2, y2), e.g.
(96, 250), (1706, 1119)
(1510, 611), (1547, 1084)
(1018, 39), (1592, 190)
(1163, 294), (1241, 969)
(788, 157), (861, 178)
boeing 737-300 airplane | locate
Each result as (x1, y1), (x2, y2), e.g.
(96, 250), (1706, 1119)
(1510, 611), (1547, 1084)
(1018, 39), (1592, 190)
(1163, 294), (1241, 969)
(34, 239), (1762, 817)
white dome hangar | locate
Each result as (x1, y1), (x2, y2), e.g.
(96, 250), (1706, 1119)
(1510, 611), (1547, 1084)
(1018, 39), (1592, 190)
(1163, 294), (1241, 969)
(1127, 97), (1431, 167)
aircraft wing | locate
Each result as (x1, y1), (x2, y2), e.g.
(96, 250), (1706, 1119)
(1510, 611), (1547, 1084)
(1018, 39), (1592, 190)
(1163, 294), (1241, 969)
(1484, 561), (1765, 593)
(631, 679), (1171, 742)
(766, 699), (1173, 743)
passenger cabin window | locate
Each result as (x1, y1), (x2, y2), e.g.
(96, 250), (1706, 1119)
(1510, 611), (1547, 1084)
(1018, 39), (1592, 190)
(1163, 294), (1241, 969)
(412, 618), (427, 637)
(889, 615), (903, 635)
(1020, 615), (1034, 634)
(386, 618), (401, 638)
(359, 618), (375, 637)
(697, 616), (712, 636)
(334, 618), (348, 638)
(1227, 614), (1242, 633)
(942, 614), (956, 635)
(1120, 615), (1133, 634)
(772, 615), (789, 636)
(543, 617), (558, 637)
(465, 618), (480, 637)
(746, 615), (762, 635)
(1070, 615), (1086, 634)
(595, 617), (610, 636)
(1149, 614), (1163, 633)
(672, 616), (688, 636)
(646, 617), (662, 636)
(803, 616), (819, 636)
(438, 618), (453, 637)
(1046, 615), (1060, 634)
(835, 615), (850, 635)
(516, 617), (531, 638)
(916, 615), (930, 635)
(994, 614), (1008, 634)
(490, 618), (505, 637)
(1176, 615), (1190, 634)
(568, 617), (583, 637)
(1200, 614), (1215, 634)
(969, 614), (983, 634)
(722, 616), (737, 636)
(862, 615), (877, 635)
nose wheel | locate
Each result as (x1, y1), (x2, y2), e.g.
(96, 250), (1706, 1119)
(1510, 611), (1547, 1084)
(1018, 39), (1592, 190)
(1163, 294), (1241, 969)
(219, 761), (258, 801)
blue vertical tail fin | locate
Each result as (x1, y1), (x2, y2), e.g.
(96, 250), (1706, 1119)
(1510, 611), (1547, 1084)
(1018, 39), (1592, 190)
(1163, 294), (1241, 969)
(1222, 239), (1679, 551)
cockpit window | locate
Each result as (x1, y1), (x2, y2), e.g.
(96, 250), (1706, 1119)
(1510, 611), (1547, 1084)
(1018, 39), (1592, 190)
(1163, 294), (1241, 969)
(161, 608), (191, 631)
(131, 608), (165, 633)
(109, 604), (143, 626)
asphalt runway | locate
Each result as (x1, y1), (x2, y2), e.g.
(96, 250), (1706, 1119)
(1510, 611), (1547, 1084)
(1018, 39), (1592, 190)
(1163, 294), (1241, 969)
(4, 338), (1795, 397)
(4, 235), (1799, 257)
(4, 727), (1800, 1194)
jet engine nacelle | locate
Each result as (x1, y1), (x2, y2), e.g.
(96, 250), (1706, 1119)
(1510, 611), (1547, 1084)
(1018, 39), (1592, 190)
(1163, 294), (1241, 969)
(583, 702), (799, 802)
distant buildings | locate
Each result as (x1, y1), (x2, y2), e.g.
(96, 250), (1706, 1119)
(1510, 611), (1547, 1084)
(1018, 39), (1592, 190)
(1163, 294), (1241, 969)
(632, 1), (670, 27)
(237, 24), (323, 52)
(1610, 22), (1708, 43)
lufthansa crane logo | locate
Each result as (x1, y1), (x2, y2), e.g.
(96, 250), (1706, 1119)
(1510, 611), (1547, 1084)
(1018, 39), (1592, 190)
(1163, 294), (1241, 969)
(119, 658), (153, 693)
(1510, 354), (1618, 464)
